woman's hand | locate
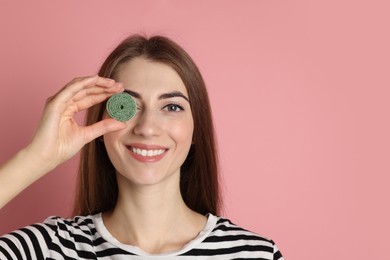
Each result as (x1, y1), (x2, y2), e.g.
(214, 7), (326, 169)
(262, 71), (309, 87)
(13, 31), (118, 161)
(26, 75), (127, 171)
(0, 76), (127, 208)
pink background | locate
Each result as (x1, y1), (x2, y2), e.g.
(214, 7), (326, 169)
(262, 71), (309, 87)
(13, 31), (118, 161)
(1, 1), (389, 259)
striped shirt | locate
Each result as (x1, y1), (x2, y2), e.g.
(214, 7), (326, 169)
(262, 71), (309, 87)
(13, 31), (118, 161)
(0, 214), (283, 259)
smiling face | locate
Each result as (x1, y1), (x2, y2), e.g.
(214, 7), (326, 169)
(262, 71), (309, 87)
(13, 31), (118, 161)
(103, 57), (194, 188)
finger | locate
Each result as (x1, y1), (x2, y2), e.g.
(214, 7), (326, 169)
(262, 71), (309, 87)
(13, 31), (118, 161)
(66, 89), (124, 114)
(65, 88), (123, 115)
(71, 83), (123, 103)
(55, 76), (117, 104)
(46, 76), (121, 114)
(82, 118), (127, 143)
(69, 75), (118, 88)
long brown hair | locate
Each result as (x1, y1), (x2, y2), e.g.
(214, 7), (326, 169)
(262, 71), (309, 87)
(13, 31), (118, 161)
(73, 35), (221, 216)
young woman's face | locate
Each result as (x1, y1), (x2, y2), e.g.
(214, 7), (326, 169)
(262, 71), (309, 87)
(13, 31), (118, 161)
(103, 58), (194, 187)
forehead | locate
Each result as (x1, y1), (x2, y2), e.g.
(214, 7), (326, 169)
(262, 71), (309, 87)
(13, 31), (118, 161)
(115, 58), (188, 96)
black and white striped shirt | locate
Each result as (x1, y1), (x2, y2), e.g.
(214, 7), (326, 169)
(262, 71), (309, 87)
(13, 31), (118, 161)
(0, 214), (283, 259)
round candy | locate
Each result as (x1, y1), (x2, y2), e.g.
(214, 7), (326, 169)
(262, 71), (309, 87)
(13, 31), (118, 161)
(106, 92), (136, 122)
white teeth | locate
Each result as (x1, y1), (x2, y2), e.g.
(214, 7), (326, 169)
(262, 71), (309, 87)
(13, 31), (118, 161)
(131, 147), (165, 157)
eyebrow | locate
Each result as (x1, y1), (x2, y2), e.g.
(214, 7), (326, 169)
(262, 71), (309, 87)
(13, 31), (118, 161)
(123, 89), (190, 103)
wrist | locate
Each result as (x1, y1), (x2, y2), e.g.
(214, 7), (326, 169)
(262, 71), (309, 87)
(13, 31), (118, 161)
(20, 144), (58, 174)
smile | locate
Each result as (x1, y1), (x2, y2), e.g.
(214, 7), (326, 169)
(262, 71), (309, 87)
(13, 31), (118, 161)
(126, 144), (168, 162)
(130, 147), (166, 157)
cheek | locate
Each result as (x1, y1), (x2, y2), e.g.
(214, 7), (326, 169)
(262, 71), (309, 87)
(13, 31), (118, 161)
(103, 129), (123, 155)
(103, 130), (126, 173)
(168, 120), (194, 146)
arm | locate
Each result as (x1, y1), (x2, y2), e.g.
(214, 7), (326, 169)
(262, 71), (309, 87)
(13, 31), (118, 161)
(0, 75), (126, 209)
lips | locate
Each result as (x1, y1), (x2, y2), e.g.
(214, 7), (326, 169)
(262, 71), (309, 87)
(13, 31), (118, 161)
(126, 143), (168, 162)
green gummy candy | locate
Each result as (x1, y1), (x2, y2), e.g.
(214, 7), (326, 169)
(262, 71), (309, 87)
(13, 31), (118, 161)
(106, 92), (136, 122)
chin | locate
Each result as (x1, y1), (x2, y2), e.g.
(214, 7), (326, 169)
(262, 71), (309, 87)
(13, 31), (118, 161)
(116, 168), (180, 188)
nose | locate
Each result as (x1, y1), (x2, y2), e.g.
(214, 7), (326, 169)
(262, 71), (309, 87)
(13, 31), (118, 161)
(132, 109), (162, 138)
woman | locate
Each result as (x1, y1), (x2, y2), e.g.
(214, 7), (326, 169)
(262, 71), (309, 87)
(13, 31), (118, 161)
(0, 35), (283, 259)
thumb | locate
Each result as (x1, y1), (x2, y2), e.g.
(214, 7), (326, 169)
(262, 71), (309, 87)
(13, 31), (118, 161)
(83, 118), (127, 143)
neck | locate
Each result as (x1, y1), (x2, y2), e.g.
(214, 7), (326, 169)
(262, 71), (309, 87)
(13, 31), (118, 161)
(103, 173), (207, 254)
(112, 177), (189, 234)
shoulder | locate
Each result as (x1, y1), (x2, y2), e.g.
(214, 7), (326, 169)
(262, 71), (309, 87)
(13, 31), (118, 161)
(43, 214), (97, 236)
(211, 216), (273, 242)
(0, 215), (98, 259)
(0, 219), (55, 259)
(203, 216), (284, 260)
(42, 214), (99, 255)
